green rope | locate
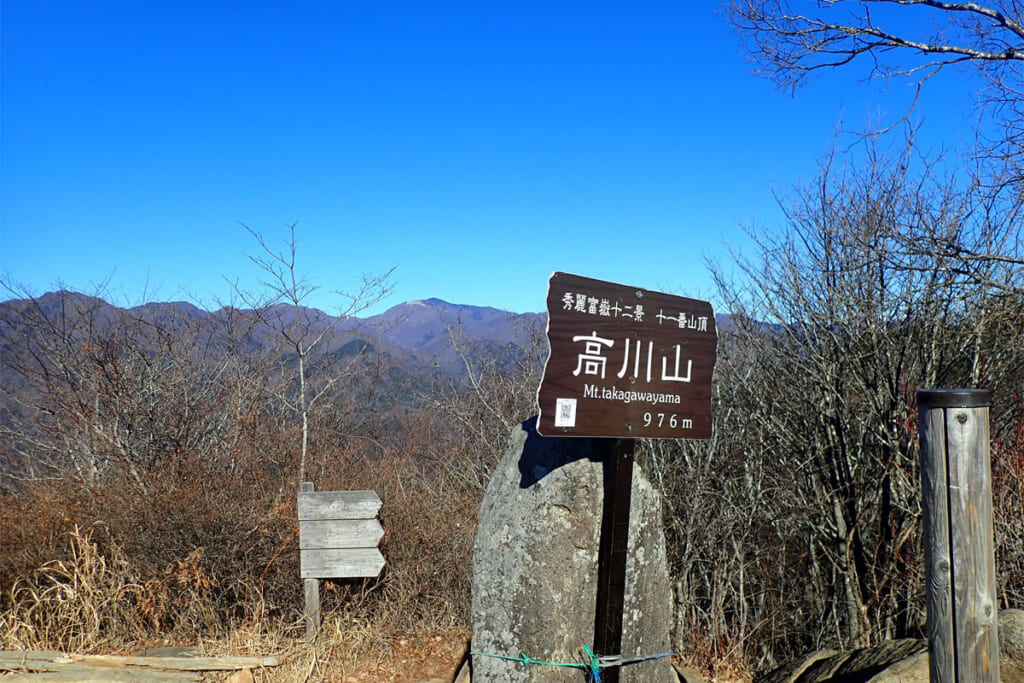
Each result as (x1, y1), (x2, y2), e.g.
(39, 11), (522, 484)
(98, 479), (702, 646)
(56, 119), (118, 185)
(469, 649), (595, 670)
(583, 645), (602, 681)
(471, 645), (671, 682)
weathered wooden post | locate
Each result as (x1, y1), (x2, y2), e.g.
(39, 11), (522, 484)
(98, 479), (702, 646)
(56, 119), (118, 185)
(917, 389), (1000, 683)
(299, 482), (320, 641)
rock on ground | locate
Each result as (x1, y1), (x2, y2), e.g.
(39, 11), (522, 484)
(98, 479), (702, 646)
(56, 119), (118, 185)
(471, 417), (674, 682)
(757, 640), (927, 683)
(758, 608), (1024, 683)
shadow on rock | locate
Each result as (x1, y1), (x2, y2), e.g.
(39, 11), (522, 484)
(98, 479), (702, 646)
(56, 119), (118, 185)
(516, 416), (611, 488)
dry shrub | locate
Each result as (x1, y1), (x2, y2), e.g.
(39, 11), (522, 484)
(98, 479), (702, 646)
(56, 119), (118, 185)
(0, 525), (218, 650)
(0, 362), (524, 660)
(374, 451), (479, 629)
(89, 455), (303, 627)
(307, 433), (483, 633)
(0, 484), (88, 595)
(0, 450), (304, 644)
(0, 519), (298, 652)
(993, 401), (1024, 608)
(0, 426), (483, 652)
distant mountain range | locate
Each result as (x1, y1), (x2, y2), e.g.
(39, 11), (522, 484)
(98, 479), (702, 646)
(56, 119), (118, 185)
(1, 292), (737, 386)
(0, 291), (547, 379)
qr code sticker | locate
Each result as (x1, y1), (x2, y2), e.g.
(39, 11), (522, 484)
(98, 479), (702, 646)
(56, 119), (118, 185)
(554, 398), (577, 427)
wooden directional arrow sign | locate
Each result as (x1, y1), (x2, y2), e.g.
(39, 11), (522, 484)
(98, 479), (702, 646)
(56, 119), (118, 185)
(537, 272), (717, 439)
(298, 489), (385, 579)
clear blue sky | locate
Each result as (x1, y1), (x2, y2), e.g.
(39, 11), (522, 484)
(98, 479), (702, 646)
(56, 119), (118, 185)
(1, 1), (983, 315)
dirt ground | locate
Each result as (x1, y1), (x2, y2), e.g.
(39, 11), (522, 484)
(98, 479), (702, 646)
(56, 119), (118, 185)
(326, 632), (752, 683)
(0, 632), (755, 683)
(333, 631), (470, 683)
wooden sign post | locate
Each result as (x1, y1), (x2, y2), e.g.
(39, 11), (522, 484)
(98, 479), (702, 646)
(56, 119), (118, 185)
(593, 438), (637, 680)
(298, 482), (385, 641)
(537, 272), (717, 682)
(917, 390), (1000, 683)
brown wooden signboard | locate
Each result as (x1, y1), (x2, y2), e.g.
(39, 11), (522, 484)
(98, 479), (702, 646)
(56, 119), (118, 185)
(537, 272), (717, 439)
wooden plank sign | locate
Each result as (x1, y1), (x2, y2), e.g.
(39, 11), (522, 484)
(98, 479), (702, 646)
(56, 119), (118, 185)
(298, 488), (385, 579)
(298, 490), (382, 521)
(537, 272), (717, 439)
(299, 519), (384, 550)
(300, 547), (386, 580)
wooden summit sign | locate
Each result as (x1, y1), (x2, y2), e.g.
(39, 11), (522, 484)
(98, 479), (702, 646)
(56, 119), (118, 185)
(537, 272), (717, 439)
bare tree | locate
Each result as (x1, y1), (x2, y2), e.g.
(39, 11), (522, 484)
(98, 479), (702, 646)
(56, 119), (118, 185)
(725, 0), (1024, 308)
(726, 1), (1024, 157)
(417, 315), (545, 492)
(236, 223), (395, 482)
(650, 137), (1024, 671)
(886, 162), (1024, 297)
(0, 284), (279, 493)
(729, 2), (1024, 82)
(712, 151), (938, 649)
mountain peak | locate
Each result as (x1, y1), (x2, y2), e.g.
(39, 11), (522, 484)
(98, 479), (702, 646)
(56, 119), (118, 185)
(409, 298), (453, 308)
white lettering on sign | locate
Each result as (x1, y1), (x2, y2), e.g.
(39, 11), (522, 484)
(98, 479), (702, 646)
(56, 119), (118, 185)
(572, 334), (695, 386)
(583, 383), (683, 406)
(560, 290), (711, 332)
(538, 272), (716, 439)
(571, 332), (614, 379)
(617, 338), (653, 383)
(643, 411), (693, 430)
(662, 344), (693, 383)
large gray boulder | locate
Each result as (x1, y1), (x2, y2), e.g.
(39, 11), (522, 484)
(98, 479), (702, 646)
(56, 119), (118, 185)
(471, 418), (674, 682)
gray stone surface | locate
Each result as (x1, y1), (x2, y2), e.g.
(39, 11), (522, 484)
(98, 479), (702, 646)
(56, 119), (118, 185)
(1002, 608), (1024, 683)
(758, 609), (1024, 683)
(757, 640), (927, 683)
(673, 663), (708, 682)
(471, 417), (673, 682)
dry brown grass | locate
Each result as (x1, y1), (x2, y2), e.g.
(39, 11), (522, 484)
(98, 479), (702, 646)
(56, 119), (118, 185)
(192, 617), (469, 682)
(0, 427), (485, 680)
(0, 523), (471, 681)
(0, 525), (221, 652)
